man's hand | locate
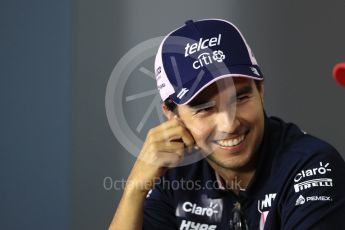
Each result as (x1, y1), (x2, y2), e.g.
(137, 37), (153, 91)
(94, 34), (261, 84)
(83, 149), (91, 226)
(126, 116), (195, 193)
(109, 116), (195, 230)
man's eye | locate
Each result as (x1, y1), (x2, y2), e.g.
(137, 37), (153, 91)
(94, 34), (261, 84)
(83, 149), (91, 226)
(237, 95), (249, 102)
(195, 107), (214, 114)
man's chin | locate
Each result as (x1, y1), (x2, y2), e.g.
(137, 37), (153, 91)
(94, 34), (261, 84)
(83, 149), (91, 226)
(205, 150), (253, 170)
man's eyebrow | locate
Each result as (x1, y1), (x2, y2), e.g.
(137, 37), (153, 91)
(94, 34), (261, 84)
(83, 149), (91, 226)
(186, 85), (252, 110)
(188, 101), (216, 111)
(236, 85), (253, 96)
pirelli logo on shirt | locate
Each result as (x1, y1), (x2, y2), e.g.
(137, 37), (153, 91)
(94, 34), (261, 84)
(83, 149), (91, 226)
(293, 162), (333, 193)
(294, 178), (333, 193)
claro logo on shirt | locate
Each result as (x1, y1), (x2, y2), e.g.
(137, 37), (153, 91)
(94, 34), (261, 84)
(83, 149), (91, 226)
(176, 198), (222, 229)
(176, 197), (223, 221)
(182, 201), (219, 217)
(294, 162), (331, 182)
(293, 162), (333, 193)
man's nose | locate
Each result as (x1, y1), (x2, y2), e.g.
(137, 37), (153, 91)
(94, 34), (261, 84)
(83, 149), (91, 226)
(215, 109), (240, 134)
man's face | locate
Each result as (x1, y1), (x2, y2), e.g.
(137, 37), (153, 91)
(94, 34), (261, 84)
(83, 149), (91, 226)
(177, 77), (265, 170)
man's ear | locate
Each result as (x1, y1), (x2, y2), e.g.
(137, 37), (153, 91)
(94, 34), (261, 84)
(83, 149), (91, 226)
(162, 103), (176, 120)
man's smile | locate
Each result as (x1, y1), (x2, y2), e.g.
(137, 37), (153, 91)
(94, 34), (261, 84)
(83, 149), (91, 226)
(212, 131), (248, 150)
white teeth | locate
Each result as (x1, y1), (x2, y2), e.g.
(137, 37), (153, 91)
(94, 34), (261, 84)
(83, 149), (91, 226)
(216, 135), (245, 147)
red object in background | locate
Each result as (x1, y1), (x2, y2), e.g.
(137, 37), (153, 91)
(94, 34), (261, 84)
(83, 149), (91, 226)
(333, 63), (345, 87)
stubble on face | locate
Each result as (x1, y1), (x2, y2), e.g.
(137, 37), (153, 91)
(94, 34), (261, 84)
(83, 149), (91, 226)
(204, 78), (265, 172)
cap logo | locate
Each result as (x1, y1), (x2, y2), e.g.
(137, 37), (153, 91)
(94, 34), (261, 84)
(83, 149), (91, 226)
(212, 50), (225, 62)
(177, 88), (189, 99)
(155, 66), (162, 81)
(250, 67), (260, 76)
(192, 50), (226, 69)
(184, 34), (222, 57)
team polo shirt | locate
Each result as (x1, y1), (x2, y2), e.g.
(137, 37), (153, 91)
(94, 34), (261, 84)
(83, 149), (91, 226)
(143, 116), (345, 230)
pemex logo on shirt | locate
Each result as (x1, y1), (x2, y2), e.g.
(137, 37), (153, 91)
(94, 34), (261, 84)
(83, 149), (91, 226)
(295, 194), (332, 206)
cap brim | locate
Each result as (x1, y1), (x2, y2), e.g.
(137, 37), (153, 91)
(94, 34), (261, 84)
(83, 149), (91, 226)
(170, 65), (263, 105)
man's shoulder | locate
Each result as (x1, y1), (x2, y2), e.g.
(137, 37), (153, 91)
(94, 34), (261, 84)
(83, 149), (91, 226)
(263, 117), (345, 229)
(286, 134), (340, 165)
(267, 116), (345, 181)
(268, 116), (341, 161)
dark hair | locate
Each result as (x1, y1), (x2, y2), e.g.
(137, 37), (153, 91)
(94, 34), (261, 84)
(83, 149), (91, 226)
(164, 80), (263, 112)
(164, 97), (178, 113)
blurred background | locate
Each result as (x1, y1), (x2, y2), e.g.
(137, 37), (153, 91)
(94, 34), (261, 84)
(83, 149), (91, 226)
(1, 0), (345, 229)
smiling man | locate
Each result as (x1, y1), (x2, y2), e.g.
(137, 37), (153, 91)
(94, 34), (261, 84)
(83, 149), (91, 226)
(109, 19), (345, 230)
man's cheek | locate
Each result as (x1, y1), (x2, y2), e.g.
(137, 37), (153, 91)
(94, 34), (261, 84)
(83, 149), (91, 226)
(189, 123), (213, 139)
(190, 124), (216, 154)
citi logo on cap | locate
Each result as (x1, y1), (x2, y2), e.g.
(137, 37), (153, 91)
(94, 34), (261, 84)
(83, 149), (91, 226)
(192, 50), (226, 69)
(184, 34), (222, 57)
